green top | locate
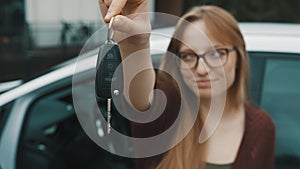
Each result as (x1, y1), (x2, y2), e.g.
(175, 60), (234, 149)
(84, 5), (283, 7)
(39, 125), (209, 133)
(206, 162), (232, 169)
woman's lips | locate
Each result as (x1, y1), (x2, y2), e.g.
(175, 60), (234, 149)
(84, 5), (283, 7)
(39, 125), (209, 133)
(196, 79), (217, 88)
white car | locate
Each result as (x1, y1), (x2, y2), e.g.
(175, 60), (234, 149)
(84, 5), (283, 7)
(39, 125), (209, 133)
(0, 23), (300, 169)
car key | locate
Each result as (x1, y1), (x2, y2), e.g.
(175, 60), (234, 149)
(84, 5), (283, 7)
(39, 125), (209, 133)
(95, 17), (123, 134)
(107, 98), (112, 134)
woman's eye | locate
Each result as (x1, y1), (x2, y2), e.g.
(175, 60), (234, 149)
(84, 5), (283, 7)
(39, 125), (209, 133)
(207, 51), (220, 58)
(216, 49), (228, 56)
(181, 54), (194, 60)
(208, 50), (226, 58)
(217, 50), (227, 56)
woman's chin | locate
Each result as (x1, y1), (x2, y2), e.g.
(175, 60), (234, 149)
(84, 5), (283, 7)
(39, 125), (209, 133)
(198, 87), (227, 99)
(198, 89), (212, 99)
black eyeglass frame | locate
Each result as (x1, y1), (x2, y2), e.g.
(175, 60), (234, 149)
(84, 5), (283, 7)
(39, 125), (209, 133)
(178, 47), (235, 69)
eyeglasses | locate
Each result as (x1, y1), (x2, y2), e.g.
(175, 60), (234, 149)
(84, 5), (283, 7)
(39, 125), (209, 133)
(178, 47), (235, 68)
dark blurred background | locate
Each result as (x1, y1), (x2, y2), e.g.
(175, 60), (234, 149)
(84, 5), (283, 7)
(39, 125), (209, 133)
(0, 0), (299, 82)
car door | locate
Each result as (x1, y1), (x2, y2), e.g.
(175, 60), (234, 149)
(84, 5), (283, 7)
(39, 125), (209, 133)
(249, 52), (300, 169)
(12, 74), (134, 169)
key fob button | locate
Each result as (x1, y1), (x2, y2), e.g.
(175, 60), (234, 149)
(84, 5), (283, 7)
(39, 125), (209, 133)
(105, 62), (116, 71)
(95, 43), (123, 99)
(106, 53), (114, 60)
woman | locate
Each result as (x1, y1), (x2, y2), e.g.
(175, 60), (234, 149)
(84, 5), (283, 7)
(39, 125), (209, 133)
(98, 0), (275, 169)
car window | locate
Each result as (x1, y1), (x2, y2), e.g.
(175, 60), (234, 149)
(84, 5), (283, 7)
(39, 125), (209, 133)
(17, 86), (133, 169)
(249, 53), (266, 104)
(257, 54), (300, 168)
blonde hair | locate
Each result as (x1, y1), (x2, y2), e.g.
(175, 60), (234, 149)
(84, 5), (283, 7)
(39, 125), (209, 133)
(155, 5), (249, 169)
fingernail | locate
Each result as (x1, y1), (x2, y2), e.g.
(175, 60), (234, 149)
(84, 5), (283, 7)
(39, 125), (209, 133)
(105, 12), (111, 21)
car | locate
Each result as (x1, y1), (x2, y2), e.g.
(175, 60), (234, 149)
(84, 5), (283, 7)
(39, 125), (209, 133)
(0, 23), (300, 169)
(0, 80), (23, 94)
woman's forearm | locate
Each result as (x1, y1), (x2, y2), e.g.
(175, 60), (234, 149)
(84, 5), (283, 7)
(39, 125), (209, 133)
(119, 42), (156, 111)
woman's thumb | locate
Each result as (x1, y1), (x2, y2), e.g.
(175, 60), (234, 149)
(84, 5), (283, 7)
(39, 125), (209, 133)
(112, 15), (135, 34)
(113, 15), (150, 35)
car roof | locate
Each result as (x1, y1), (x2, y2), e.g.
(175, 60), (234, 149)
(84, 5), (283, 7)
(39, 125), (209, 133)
(1, 23), (300, 106)
(240, 23), (300, 53)
(150, 23), (300, 54)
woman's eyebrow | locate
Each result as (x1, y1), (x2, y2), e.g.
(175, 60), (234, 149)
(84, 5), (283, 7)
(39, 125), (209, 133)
(178, 49), (195, 53)
(178, 46), (195, 52)
(202, 45), (224, 52)
(210, 44), (225, 49)
(179, 44), (225, 53)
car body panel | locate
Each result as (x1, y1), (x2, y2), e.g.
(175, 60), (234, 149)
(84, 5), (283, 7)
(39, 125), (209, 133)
(1, 23), (300, 106)
(0, 23), (300, 169)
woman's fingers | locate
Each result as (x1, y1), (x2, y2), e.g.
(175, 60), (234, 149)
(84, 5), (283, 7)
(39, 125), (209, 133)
(104, 0), (127, 22)
(113, 15), (150, 33)
(112, 15), (135, 33)
(104, 0), (112, 6)
(98, 0), (150, 44)
(98, 0), (108, 20)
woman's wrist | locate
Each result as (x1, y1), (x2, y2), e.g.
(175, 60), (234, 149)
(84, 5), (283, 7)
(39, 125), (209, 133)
(119, 37), (150, 59)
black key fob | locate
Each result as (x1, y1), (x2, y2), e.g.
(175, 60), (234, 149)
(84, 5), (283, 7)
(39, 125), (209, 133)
(95, 42), (123, 100)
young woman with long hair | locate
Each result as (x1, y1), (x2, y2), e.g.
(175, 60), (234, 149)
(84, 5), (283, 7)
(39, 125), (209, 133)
(98, 1), (275, 169)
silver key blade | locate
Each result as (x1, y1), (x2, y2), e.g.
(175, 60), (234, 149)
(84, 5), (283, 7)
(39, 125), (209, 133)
(107, 98), (112, 134)
(107, 17), (115, 43)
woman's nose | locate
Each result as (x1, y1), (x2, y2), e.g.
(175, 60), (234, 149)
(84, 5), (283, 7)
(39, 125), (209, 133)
(195, 58), (210, 75)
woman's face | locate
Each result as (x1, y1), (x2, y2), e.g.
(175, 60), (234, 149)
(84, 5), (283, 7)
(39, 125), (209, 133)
(178, 20), (238, 99)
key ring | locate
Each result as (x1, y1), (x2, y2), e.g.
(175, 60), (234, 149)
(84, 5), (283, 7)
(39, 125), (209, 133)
(107, 17), (115, 43)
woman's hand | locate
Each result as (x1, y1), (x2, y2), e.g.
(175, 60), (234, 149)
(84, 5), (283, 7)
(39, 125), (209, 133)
(98, 0), (151, 46)
(98, 0), (155, 111)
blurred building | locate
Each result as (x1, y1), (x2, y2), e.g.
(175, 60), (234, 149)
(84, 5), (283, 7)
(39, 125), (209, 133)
(0, 0), (299, 82)
(0, 0), (158, 82)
